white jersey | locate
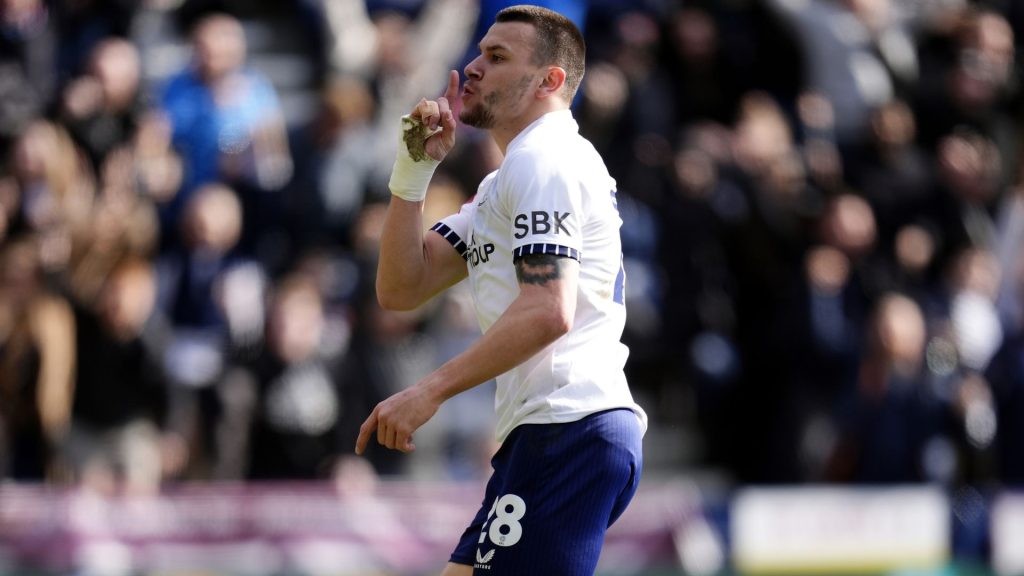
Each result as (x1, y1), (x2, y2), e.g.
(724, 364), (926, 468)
(432, 110), (648, 442)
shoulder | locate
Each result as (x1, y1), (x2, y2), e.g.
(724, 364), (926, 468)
(502, 138), (571, 181)
(507, 135), (607, 188)
(497, 148), (557, 202)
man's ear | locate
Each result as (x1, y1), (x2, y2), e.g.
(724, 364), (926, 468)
(537, 66), (567, 99)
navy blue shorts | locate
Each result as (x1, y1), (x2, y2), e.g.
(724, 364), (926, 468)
(450, 408), (643, 574)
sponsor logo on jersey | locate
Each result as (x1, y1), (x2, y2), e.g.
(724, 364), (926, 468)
(467, 233), (495, 267)
(513, 211), (572, 239)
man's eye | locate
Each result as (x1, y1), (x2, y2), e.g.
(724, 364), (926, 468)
(490, 54), (504, 62)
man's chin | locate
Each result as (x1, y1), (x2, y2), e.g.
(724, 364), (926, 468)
(460, 107), (494, 130)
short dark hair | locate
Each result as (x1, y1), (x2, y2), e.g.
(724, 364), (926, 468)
(496, 5), (585, 101)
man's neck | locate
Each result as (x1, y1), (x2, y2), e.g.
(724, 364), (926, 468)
(492, 102), (569, 155)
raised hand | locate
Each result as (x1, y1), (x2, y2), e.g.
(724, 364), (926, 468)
(389, 70), (461, 202)
(410, 70), (461, 162)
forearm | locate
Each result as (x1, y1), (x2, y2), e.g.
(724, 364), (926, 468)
(422, 292), (570, 403)
(376, 197), (429, 308)
(377, 78), (462, 309)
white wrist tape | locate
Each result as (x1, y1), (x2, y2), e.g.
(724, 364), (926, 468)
(389, 114), (441, 202)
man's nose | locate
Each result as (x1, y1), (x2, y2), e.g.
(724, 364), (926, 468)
(464, 57), (482, 80)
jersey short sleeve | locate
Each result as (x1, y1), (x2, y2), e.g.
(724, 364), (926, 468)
(430, 173), (492, 261)
(431, 204), (473, 261)
(501, 151), (584, 263)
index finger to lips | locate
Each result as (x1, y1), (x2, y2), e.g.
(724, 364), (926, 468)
(443, 69), (460, 102)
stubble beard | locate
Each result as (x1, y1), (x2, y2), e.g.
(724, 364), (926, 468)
(459, 75), (535, 130)
(460, 100), (496, 129)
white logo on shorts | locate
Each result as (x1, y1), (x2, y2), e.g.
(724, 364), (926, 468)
(476, 548), (496, 565)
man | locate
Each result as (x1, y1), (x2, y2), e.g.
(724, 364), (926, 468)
(160, 12), (292, 251)
(355, 6), (646, 574)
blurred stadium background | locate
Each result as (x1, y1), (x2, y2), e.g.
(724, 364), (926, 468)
(0, 0), (1022, 574)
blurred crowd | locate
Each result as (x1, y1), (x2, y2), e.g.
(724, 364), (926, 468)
(0, 0), (1021, 496)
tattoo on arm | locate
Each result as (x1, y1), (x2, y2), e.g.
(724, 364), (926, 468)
(515, 254), (566, 286)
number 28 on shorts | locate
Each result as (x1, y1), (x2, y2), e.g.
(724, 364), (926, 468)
(479, 494), (526, 547)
